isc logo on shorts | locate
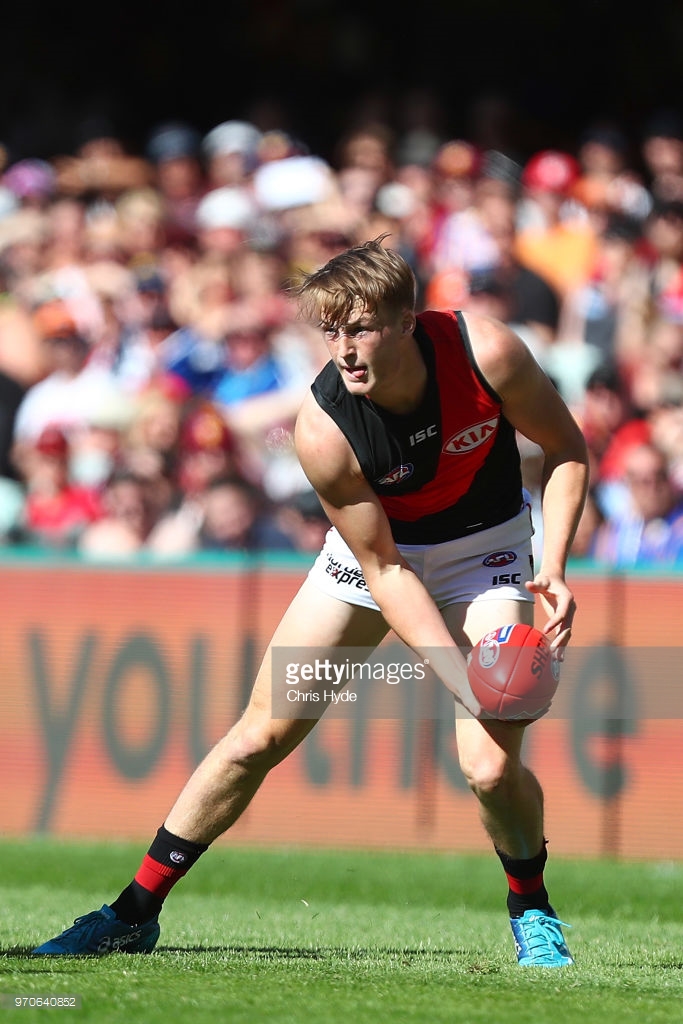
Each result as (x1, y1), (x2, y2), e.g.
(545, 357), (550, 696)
(443, 417), (498, 454)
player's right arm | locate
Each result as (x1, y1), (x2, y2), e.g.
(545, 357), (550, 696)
(294, 391), (481, 715)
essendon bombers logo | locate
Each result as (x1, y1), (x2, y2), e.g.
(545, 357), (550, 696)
(376, 463), (414, 486)
(443, 416), (499, 454)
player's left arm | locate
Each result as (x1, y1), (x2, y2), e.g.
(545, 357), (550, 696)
(464, 312), (590, 649)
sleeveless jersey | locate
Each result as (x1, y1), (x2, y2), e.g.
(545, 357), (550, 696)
(310, 309), (523, 544)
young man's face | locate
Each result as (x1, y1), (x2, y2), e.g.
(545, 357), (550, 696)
(321, 305), (414, 399)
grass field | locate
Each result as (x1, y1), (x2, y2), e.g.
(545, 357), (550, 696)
(1, 838), (683, 1024)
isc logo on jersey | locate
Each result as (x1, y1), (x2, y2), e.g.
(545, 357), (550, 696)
(376, 464), (414, 485)
(443, 417), (499, 454)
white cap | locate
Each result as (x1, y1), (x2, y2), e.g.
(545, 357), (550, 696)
(195, 187), (257, 231)
(375, 182), (418, 219)
(253, 156), (334, 212)
(202, 120), (263, 159)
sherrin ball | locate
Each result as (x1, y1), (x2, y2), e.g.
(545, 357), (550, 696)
(467, 623), (560, 721)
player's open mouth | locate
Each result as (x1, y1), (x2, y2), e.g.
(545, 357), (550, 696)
(341, 364), (367, 381)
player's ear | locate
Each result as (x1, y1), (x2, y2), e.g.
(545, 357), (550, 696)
(401, 312), (416, 334)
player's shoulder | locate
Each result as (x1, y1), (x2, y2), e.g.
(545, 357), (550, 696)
(295, 390), (356, 482)
(459, 311), (532, 387)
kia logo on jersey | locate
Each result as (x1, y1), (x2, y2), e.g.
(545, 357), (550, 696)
(443, 416), (499, 454)
(376, 463), (414, 485)
(483, 550), (517, 567)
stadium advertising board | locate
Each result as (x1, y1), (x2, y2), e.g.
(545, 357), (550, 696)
(1, 561), (681, 858)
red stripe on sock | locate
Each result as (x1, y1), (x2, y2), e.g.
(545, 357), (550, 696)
(505, 871), (544, 895)
(135, 854), (187, 899)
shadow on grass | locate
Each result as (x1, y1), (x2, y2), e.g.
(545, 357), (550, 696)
(1, 943), (480, 962)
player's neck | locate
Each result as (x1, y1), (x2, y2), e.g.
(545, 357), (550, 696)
(368, 340), (427, 414)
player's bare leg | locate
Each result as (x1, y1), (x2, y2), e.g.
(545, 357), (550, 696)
(33, 582), (388, 955)
(439, 598), (540, 853)
(165, 580), (388, 844)
(441, 599), (573, 966)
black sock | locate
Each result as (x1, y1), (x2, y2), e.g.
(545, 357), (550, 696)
(496, 841), (551, 918)
(111, 826), (209, 926)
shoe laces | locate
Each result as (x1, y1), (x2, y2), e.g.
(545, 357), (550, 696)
(517, 912), (571, 957)
(52, 910), (109, 948)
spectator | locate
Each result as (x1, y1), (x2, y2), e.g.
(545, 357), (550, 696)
(145, 121), (206, 245)
(0, 208), (48, 296)
(626, 315), (683, 414)
(593, 442), (683, 565)
(429, 174), (511, 278)
(647, 376), (683, 491)
(572, 362), (647, 517)
(121, 384), (185, 490)
(108, 269), (179, 395)
(568, 487), (607, 561)
(20, 425), (103, 549)
(212, 314), (322, 499)
(161, 259), (233, 396)
(201, 120), (263, 190)
(2, 159), (56, 211)
(12, 300), (122, 458)
(52, 115), (152, 201)
(212, 320), (288, 407)
(174, 401), (239, 496)
(572, 121), (652, 226)
(194, 186), (258, 259)
(115, 188), (168, 270)
(148, 471), (291, 557)
(274, 488), (331, 554)
(146, 402), (241, 557)
(557, 212), (649, 365)
(471, 190), (561, 349)
(78, 469), (155, 560)
(643, 199), (683, 323)
(192, 474), (292, 553)
(609, 199), (683, 382)
(333, 122), (395, 192)
(640, 109), (683, 203)
(515, 149), (598, 298)
(0, 367), (25, 479)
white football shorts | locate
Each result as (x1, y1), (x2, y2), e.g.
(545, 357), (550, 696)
(307, 505), (535, 611)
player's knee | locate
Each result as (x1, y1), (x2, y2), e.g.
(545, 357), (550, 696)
(222, 719), (282, 774)
(459, 749), (510, 798)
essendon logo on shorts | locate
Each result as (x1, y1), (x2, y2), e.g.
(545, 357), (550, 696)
(325, 555), (370, 591)
(443, 417), (498, 454)
(376, 463), (413, 486)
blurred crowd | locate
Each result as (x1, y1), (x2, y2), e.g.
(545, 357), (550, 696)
(0, 103), (682, 568)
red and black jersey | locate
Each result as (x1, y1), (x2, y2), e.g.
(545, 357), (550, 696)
(310, 309), (523, 544)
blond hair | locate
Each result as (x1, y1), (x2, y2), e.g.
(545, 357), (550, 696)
(291, 235), (416, 328)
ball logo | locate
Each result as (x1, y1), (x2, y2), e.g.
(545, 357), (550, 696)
(376, 463), (413, 485)
(443, 417), (498, 454)
(478, 638), (500, 668)
(483, 550), (517, 568)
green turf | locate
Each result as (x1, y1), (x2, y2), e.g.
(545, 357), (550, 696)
(1, 839), (683, 1023)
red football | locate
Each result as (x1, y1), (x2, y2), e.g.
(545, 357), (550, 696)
(467, 623), (560, 721)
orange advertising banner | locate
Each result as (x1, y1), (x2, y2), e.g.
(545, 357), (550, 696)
(1, 557), (682, 859)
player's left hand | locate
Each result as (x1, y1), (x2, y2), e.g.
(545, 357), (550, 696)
(524, 572), (576, 660)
